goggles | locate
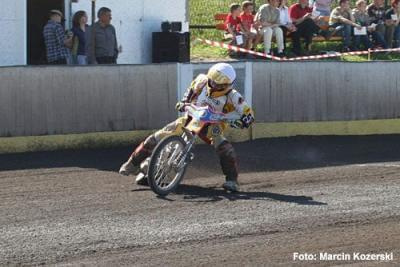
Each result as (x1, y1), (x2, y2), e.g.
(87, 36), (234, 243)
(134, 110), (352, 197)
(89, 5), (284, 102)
(208, 79), (232, 91)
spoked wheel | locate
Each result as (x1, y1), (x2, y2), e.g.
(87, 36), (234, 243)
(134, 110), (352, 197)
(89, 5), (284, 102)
(147, 135), (189, 196)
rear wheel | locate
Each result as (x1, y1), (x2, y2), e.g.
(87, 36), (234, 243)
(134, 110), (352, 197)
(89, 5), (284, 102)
(147, 135), (188, 196)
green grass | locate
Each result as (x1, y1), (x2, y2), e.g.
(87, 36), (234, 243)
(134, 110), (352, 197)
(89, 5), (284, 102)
(0, 131), (153, 154)
(191, 43), (229, 60)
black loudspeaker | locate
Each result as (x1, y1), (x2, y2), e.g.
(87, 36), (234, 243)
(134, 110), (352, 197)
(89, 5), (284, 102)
(161, 21), (182, 32)
(152, 32), (190, 63)
(170, 22), (182, 32)
(161, 21), (171, 32)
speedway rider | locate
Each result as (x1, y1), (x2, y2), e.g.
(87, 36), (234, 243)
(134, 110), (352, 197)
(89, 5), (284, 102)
(119, 63), (254, 192)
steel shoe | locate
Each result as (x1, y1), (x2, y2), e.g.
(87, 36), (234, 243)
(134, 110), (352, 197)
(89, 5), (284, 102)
(135, 173), (149, 186)
(140, 158), (150, 174)
(223, 180), (240, 192)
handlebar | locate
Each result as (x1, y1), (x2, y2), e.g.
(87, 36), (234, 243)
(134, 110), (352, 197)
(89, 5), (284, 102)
(183, 104), (241, 124)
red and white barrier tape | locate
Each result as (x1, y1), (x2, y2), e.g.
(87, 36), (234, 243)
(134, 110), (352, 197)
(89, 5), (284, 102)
(287, 47), (400, 61)
(196, 38), (283, 61)
(196, 38), (400, 61)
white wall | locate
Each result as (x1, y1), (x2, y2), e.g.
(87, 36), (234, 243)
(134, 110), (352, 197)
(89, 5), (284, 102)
(72, 0), (189, 64)
(0, 0), (26, 66)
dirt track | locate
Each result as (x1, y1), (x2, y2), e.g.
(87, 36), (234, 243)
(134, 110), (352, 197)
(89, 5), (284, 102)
(1, 135), (399, 266)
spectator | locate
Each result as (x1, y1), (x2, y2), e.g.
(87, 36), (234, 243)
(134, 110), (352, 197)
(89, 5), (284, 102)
(352, 0), (373, 50)
(43, 10), (72, 65)
(71, 11), (88, 65)
(289, 0), (324, 55)
(87, 7), (119, 64)
(256, 0), (285, 56)
(353, 0), (387, 50)
(225, 3), (245, 46)
(385, 0), (400, 48)
(240, 1), (259, 50)
(329, 0), (361, 51)
(279, 0), (297, 53)
(312, 0), (335, 16)
(367, 0), (386, 36)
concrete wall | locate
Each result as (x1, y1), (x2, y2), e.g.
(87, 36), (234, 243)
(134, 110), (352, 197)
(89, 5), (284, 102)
(0, 0), (26, 66)
(2, 62), (400, 137)
(252, 62), (400, 122)
(72, 0), (189, 64)
(0, 64), (177, 137)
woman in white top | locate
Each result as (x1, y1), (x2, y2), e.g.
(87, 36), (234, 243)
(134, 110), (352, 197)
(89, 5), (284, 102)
(279, 0), (297, 52)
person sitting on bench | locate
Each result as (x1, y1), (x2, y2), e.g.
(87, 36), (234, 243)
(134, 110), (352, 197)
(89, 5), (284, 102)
(256, 0), (285, 56)
(225, 3), (245, 46)
(289, 0), (324, 55)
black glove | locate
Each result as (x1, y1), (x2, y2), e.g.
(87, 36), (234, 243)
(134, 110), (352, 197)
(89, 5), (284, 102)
(240, 114), (254, 128)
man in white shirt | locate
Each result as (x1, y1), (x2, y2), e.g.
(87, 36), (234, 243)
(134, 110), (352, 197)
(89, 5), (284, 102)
(255, 0), (285, 56)
(279, 0), (297, 52)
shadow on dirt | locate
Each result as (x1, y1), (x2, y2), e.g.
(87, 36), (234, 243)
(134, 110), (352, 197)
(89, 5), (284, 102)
(131, 185), (327, 205)
(172, 184), (327, 205)
(2, 135), (400, 174)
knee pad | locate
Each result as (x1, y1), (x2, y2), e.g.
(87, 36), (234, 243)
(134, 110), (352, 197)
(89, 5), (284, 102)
(143, 134), (157, 150)
(131, 134), (157, 165)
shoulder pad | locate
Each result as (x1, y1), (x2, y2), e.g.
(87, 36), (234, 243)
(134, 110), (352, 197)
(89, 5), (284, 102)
(228, 89), (243, 100)
(228, 89), (250, 109)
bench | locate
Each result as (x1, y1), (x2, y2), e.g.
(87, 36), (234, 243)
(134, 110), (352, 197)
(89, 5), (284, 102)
(214, 13), (343, 42)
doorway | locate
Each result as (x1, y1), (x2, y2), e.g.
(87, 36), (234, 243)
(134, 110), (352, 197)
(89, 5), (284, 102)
(27, 0), (65, 65)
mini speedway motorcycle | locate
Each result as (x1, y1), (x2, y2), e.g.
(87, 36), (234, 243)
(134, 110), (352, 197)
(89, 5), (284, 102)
(135, 104), (241, 196)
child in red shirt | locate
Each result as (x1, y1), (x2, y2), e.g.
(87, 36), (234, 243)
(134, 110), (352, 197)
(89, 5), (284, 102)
(239, 1), (260, 50)
(225, 4), (245, 46)
(240, 3), (254, 31)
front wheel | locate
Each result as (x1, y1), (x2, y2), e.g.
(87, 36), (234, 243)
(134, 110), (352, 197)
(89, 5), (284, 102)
(147, 135), (189, 196)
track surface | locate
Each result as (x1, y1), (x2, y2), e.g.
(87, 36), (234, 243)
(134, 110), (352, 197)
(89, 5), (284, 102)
(1, 136), (400, 266)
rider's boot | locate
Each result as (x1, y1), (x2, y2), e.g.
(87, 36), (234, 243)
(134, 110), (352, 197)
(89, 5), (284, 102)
(119, 135), (157, 176)
(223, 180), (240, 192)
(217, 141), (240, 192)
(119, 159), (140, 176)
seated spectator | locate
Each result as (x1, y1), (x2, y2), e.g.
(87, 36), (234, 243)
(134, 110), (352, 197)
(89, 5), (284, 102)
(43, 10), (72, 65)
(86, 7), (119, 64)
(311, 0), (335, 30)
(279, 0), (297, 53)
(385, 0), (400, 48)
(352, 0), (373, 50)
(353, 0), (387, 50)
(240, 1), (259, 50)
(256, 0), (285, 56)
(225, 3), (245, 46)
(289, 0), (324, 55)
(367, 0), (386, 36)
(312, 0), (334, 16)
(329, 0), (361, 51)
(71, 11), (88, 65)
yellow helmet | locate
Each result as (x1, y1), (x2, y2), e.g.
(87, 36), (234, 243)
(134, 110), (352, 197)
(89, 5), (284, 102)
(206, 63), (236, 97)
